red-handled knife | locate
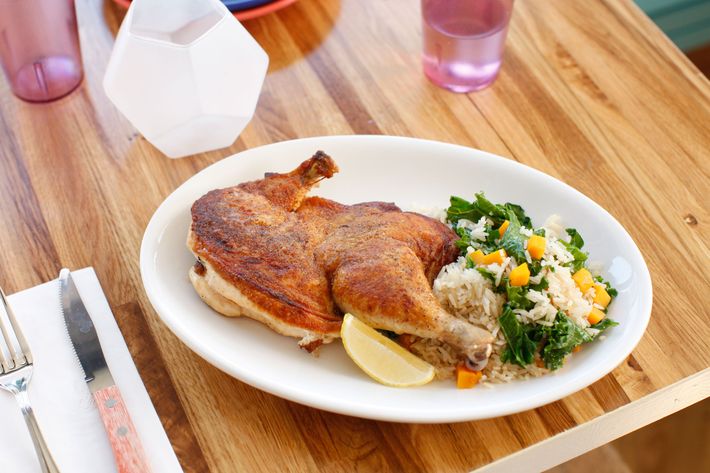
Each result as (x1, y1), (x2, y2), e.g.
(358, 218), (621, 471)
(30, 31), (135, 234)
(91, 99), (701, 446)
(59, 268), (151, 473)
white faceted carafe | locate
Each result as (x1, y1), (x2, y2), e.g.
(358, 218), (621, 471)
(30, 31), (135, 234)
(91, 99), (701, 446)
(103, 0), (268, 158)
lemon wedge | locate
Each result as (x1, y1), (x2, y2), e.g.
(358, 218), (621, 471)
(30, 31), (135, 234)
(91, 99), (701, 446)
(341, 313), (435, 387)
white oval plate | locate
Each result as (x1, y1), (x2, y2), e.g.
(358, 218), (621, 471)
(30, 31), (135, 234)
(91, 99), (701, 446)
(140, 136), (652, 423)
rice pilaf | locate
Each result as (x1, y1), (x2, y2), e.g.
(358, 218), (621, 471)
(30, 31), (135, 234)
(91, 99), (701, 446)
(406, 194), (618, 386)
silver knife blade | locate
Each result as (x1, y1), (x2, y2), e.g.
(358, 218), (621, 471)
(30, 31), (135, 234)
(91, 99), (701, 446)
(59, 268), (115, 393)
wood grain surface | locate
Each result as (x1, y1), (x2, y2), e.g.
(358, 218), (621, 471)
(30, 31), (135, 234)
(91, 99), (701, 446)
(0, 0), (708, 471)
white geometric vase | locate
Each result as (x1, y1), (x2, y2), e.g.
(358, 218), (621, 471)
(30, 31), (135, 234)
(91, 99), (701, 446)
(103, 0), (269, 158)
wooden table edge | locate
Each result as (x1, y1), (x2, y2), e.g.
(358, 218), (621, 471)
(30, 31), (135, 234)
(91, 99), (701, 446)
(473, 368), (710, 472)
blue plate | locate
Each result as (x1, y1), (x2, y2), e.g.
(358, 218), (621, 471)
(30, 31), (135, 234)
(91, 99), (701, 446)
(222, 0), (274, 11)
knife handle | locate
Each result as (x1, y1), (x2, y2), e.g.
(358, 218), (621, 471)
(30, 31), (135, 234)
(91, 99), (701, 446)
(94, 386), (152, 473)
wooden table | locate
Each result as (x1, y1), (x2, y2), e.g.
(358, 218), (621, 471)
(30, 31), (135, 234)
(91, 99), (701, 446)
(1, 0), (708, 471)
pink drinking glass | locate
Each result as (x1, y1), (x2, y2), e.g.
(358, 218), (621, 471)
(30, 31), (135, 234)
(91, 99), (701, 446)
(422, 0), (514, 93)
(0, 0), (83, 102)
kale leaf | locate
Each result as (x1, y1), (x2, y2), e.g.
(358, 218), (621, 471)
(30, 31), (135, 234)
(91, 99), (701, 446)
(504, 202), (532, 228)
(454, 226), (473, 253)
(447, 196), (478, 224)
(540, 312), (592, 370)
(565, 228), (585, 249)
(474, 193), (506, 223)
(560, 227), (588, 272)
(446, 193), (532, 228)
(447, 194), (534, 258)
(454, 224), (498, 256)
(506, 284), (534, 311)
(446, 195), (495, 225)
(560, 241), (588, 273)
(529, 277), (549, 292)
(501, 210), (527, 263)
(499, 304), (537, 367)
(499, 209), (543, 276)
(590, 317), (619, 334)
(476, 267), (497, 283)
(499, 308), (613, 371)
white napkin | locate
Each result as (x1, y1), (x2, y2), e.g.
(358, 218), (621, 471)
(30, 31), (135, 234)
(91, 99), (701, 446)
(0, 268), (182, 473)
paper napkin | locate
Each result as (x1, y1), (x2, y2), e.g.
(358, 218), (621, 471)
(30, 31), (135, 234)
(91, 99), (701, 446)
(0, 268), (182, 473)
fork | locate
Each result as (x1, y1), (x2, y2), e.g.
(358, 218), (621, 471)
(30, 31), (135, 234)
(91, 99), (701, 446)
(0, 287), (60, 473)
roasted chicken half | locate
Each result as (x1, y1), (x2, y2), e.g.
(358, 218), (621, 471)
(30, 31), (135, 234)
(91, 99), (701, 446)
(188, 152), (493, 368)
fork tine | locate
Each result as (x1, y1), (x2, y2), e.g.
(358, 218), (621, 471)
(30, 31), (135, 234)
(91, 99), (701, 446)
(0, 288), (16, 372)
(0, 287), (31, 366)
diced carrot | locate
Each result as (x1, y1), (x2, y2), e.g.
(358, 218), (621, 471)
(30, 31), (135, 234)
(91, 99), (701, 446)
(572, 345), (582, 353)
(498, 220), (510, 238)
(572, 268), (594, 293)
(587, 307), (605, 325)
(527, 235), (546, 260)
(535, 358), (545, 368)
(456, 364), (483, 389)
(482, 249), (507, 265)
(509, 263), (530, 286)
(469, 249), (485, 265)
(592, 284), (611, 308)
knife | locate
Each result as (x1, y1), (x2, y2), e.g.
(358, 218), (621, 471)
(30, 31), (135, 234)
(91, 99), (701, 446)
(59, 269), (151, 473)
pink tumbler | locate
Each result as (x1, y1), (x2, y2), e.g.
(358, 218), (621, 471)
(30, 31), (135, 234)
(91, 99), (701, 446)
(0, 0), (83, 102)
(422, 0), (514, 92)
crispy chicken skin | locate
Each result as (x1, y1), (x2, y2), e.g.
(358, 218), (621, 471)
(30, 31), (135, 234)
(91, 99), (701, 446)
(188, 151), (493, 368)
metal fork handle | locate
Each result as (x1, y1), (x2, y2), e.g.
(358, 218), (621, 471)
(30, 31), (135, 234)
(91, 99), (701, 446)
(9, 374), (60, 473)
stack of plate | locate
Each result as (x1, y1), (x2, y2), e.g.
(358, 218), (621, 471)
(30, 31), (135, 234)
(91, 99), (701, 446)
(113, 0), (298, 21)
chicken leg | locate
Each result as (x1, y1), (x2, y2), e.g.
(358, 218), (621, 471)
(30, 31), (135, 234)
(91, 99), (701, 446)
(325, 239), (493, 369)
